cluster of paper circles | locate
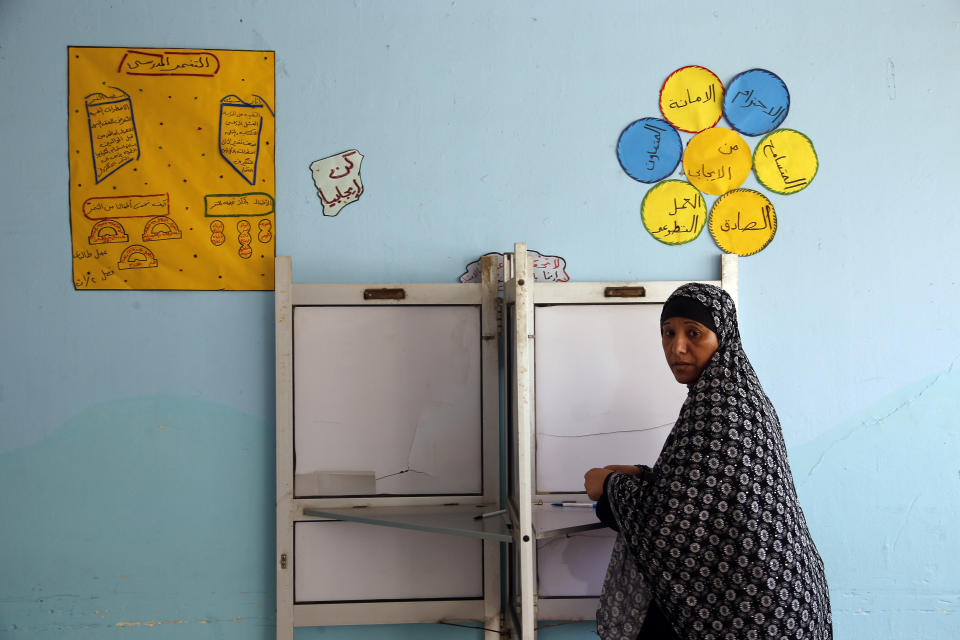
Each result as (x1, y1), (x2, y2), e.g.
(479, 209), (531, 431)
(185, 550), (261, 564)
(616, 66), (818, 256)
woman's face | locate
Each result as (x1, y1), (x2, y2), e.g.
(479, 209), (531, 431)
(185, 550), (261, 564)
(661, 317), (719, 384)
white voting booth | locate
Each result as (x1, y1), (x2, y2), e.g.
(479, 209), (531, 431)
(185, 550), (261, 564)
(274, 246), (738, 639)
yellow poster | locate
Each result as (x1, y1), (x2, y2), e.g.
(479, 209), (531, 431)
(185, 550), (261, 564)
(68, 47), (275, 290)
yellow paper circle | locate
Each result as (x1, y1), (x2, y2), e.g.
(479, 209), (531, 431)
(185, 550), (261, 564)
(641, 180), (707, 245)
(753, 128), (818, 194)
(709, 189), (777, 256)
(683, 127), (752, 195)
(659, 66), (724, 133)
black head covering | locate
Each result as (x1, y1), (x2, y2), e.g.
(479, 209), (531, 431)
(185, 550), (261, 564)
(597, 283), (832, 640)
(659, 294), (718, 337)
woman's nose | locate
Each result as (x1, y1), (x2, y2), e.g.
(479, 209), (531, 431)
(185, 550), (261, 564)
(672, 337), (688, 354)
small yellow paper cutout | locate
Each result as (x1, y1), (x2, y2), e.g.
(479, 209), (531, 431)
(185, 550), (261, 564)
(659, 66), (724, 133)
(753, 129), (818, 194)
(709, 189), (777, 256)
(641, 180), (707, 245)
(683, 127), (752, 196)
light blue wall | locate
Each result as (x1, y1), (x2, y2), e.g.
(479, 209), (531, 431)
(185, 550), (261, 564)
(1, 1), (958, 638)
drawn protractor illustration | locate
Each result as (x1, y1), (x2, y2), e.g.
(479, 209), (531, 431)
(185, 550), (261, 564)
(142, 216), (182, 241)
(118, 244), (159, 269)
(89, 219), (129, 244)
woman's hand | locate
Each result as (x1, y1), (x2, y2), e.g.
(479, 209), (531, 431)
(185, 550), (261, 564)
(584, 467), (614, 501)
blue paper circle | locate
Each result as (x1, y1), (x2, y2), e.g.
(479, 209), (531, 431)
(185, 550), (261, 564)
(723, 69), (790, 136)
(616, 118), (682, 183)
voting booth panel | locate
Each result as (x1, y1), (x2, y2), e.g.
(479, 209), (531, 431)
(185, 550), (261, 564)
(531, 302), (686, 612)
(275, 256), (502, 640)
(294, 522), (483, 602)
(536, 531), (616, 598)
(533, 303), (686, 493)
(293, 305), (483, 498)
(503, 244), (738, 637)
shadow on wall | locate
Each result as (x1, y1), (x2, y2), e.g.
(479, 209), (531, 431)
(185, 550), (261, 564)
(0, 396), (275, 639)
(791, 364), (960, 639)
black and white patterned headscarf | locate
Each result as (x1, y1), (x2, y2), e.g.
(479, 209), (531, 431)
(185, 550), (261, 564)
(597, 283), (832, 640)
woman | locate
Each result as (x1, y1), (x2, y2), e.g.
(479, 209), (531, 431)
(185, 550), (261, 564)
(584, 283), (831, 640)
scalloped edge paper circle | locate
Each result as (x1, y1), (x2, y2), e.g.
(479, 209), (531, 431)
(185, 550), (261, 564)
(659, 66), (724, 133)
(723, 68), (790, 136)
(641, 180), (707, 245)
(616, 118), (683, 184)
(683, 127), (752, 195)
(708, 188), (777, 256)
(753, 128), (818, 195)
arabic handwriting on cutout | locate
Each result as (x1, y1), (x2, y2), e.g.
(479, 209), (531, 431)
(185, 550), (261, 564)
(692, 164), (732, 181)
(85, 91), (139, 181)
(319, 178), (363, 207)
(763, 142), (807, 190)
(643, 122), (665, 170)
(327, 151), (358, 179)
(657, 214), (700, 237)
(317, 151), (363, 207)
(733, 89), (785, 120)
(123, 52), (217, 74)
(219, 100), (264, 184)
(126, 55), (210, 71)
(668, 84), (717, 110)
(672, 194), (703, 215)
(719, 205), (772, 233)
(311, 150), (365, 216)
